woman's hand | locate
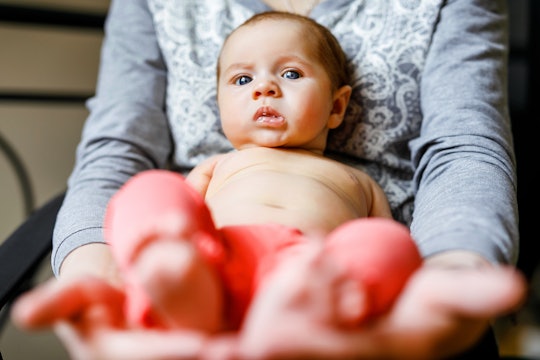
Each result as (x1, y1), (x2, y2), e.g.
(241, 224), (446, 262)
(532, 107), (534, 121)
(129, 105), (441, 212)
(10, 241), (233, 360)
(11, 276), (239, 360)
(233, 245), (527, 360)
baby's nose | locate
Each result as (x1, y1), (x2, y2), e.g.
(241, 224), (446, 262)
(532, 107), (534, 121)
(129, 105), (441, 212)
(253, 79), (281, 99)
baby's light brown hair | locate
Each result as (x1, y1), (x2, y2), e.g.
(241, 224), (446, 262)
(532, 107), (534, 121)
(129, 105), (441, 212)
(217, 11), (350, 92)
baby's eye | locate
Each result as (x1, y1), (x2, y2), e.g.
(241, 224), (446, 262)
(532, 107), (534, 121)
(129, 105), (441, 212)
(282, 70), (301, 80)
(234, 75), (252, 86)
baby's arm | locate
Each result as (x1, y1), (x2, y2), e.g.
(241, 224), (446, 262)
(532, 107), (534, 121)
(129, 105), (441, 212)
(350, 169), (393, 219)
(185, 153), (228, 196)
(368, 181), (393, 218)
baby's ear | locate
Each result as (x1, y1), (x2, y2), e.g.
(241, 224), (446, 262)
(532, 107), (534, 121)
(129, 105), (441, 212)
(328, 85), (352, 129)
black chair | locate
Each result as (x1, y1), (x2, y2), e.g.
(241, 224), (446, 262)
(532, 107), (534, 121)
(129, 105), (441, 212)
(510, 0), (539, 281)
(0, 193), (64, 317)
(0, 0), (537, 359)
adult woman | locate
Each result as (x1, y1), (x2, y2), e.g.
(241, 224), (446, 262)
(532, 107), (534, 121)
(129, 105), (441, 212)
(12, 0), (526, 359)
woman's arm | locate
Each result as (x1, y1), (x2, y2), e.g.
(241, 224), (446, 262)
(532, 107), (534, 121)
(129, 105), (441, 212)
(52, 0), (170, 278)
(410, 0), (517, 266)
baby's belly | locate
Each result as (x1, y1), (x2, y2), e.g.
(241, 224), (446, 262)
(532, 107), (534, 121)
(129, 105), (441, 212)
(206, 176), (362, 235)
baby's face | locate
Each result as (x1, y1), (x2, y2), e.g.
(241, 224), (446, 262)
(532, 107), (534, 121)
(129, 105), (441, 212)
(217, 18), (336, 152)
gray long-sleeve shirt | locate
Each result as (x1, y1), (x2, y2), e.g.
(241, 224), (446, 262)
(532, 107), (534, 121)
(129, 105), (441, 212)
(52, 0), (518, 276)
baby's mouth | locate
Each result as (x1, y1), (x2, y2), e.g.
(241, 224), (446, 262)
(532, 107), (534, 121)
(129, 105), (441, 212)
(254, 106), (285, 127)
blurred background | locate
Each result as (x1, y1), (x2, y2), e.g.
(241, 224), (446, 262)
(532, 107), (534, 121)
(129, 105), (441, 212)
(1, 0), (108, 359)
(0, 0), (538, 359)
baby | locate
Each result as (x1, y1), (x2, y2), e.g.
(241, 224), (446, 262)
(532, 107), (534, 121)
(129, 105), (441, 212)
(104, 11), (422, 333)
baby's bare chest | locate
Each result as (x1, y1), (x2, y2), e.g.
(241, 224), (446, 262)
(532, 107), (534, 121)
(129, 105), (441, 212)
(209, 150), (359, 197)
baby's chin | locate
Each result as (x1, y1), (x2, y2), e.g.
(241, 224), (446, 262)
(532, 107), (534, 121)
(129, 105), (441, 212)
(238, 136), (322, 149)
(234, 139), (288, 150)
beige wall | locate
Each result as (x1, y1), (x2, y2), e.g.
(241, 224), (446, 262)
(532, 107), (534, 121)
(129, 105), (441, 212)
(0, 0), (109, 240)
(0, 1), (109, 358)
(0, 0), (108, 12)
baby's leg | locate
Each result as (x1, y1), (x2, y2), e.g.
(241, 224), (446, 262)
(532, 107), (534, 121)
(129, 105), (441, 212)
(324, 218), (422, 325)
(238, 220), (420, 352)
(218, 225), (305, 330)
(104, 169), (224, 332)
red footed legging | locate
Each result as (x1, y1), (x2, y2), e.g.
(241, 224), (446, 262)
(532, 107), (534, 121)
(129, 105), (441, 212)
(104, 169), (422, 330)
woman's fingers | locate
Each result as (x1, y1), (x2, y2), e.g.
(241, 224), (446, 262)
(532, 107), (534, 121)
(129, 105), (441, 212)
(400, 266), (528, 318)
(11, 276), (125, 330)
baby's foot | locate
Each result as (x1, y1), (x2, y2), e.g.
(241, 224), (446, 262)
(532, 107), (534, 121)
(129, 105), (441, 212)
(124, 214), (223, 332)
(128, 234), (223, 332)
(237, 243), (367, 356)
(324, 218), (422, 325)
